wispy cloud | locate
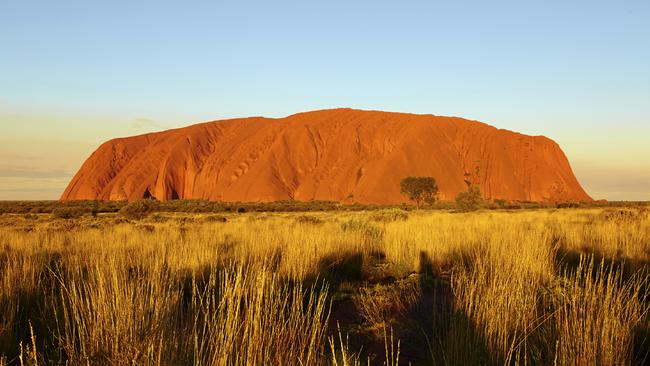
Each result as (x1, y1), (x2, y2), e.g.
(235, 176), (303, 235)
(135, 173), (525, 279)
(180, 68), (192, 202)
(0, 153), (42, 161)
(0, 187), (64, 193)
(0, 176), (70, 200)
(0, 166), (72, 179)
(131, 118), (161, 129)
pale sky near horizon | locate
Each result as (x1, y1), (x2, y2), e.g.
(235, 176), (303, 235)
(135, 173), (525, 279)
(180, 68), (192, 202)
(1, 0), (649, 201)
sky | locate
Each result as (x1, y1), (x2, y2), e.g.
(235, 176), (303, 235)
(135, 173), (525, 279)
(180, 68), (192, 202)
(1, 0), (649, 201)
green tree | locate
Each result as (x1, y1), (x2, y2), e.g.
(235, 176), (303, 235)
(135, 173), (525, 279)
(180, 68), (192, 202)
(455, 184), (484, 211)
(400, 177), (439, 208)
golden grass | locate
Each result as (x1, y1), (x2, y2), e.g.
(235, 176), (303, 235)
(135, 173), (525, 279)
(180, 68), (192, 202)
(0, 207), (648, 365)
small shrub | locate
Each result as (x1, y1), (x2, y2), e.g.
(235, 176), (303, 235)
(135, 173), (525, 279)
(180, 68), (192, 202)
(295, 215), (325, 225)
(52, 207), (85, 220)
(176, 217), (198, 225)
(149, 213), (170, 223)
(601, 209), (640, 223)
(369, 209), (408, 223)
(355, 282), (418, 331)
(203, 215), (228, 223)
(90, 200), (100, 217)
(341, 220), (385, 244)
(29, 207), (44, 214)
(99, 201), (125, 213)
(455, 185), (484, 212)
(23, 214), (38, 221)
(136, 224), (156, 233)
(119, 200), (156, 220)
(557, 202), (580, 209)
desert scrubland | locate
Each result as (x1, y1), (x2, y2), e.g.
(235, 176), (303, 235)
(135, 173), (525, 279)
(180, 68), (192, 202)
(0, 206), (648, 365)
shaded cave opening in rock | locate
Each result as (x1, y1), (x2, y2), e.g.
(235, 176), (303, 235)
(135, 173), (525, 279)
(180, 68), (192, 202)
(143, 188), (154, 200)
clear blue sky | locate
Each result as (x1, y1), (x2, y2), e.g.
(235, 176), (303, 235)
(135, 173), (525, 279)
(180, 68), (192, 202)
(1, 0), (649, 200)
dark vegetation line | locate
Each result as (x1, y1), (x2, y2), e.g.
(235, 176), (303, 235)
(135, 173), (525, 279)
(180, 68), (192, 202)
(0, 198), (646, 216)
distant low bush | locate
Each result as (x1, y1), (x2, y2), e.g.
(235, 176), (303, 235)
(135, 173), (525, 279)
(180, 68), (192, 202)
(52, 207), (86, 220)
(601, 209), (641, 223)
(557, 202), (581, 209)
(369, 209), (409, 223)
(135, 224), (156, 233)
(3, 198), (643, 217)
(341, 219), (385, 244)
(432, 201), (456, 210)
(119, 200), (157, 220)
(295, 215), (325, 225)
(149, 214), (171, 223)
(203, 215), (228, 223)
(455, 185), (484, 212)
(23, 213), (39, 220)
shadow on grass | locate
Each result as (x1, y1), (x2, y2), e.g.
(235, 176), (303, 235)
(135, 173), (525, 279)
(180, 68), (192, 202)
(0, 251), (67, 364)
(300, 248), (505, 365)
(11, 240), (647, 365)
(555, 245), (650, 283)
(414, 250), (505, 366)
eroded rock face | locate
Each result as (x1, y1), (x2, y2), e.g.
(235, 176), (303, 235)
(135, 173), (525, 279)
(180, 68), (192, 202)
(61, 108), (591, 203)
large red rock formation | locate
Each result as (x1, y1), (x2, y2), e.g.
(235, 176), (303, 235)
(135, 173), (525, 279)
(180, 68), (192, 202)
(61, 108), (591, 203)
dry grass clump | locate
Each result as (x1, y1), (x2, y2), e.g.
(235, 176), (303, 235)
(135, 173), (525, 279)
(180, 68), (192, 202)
(295, 214), (326, 225)
(368, 209), (409, 223)
(188, 265), (330, 365)
(355, 281), (419, 331)
(554, 257), (647, 366)
(340, 219), (385, 246)
(2, 253), (330, 365)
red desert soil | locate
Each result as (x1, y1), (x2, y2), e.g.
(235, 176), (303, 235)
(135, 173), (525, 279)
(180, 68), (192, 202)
(61, 108), (591, 203)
